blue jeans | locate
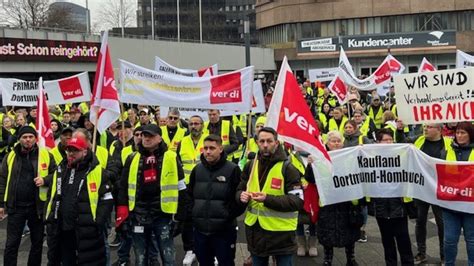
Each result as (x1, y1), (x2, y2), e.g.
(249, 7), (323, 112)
(131, 217), (175, 266)
(252, 254), (293, 266)
(443, 209), (474, 265)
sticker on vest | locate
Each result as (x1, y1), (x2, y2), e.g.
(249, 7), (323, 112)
(134, 226), (144, 233)
(41, 163), (47, 170)
(271, 178), (282, 189)
(89, 182), (97, 192)
(222, 135), (229, 141)
(144, 168), (157, 183)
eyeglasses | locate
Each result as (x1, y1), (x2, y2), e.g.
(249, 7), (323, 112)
(168, 116), (179, 121)
(65, 149), (81, 154)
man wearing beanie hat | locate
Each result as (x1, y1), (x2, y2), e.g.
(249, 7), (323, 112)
(0, 125), (56, 266)
(117, 123), (188, 266)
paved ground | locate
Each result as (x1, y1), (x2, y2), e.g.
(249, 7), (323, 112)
(0, 211), (468, 265)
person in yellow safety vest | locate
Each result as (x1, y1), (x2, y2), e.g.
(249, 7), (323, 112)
(0, 126), (56, 266)
(204, 109), (240, 161)
(318, 103), (332, 130)
(0, 116), (16, 163)
(232, 114), (248, 162)
(61, 111), (73, 128)
(109, 121), (134, 162)
(44, 136), (114, 265)
(161, 108), (187, 152)
(246, 116), (266, 159)
(366, 95), (384, 129)
(237, 127), (304, 265)
(343, 120), (371, 147)
(326, 107), (348, 135)
(317, 130), (362, 265)
(352, 109), (377, 140)
(441, 122), (474, 265)
(115, 124), (187, 266)
(126, 107), (139, 128)
(26, 106), (37, 129)
(49, 127), (74, 165)
(78, 102), (90, 115)
(370, 128), (415, 265)
(382, 111), (409, 143)
(411, 123), (451, 264)
(136, 108), (153, 128)
(316, 88), (337, 112)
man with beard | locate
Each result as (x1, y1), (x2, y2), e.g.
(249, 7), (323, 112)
(45, 136), (113, 265)
(0, 126), (56, 266)
(237, 127), (303, 265)
(177, 115), (208, 265)
(161, 108), (187, 152)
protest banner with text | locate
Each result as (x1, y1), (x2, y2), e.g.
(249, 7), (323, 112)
(120, 60), (253, 112)
(154, 56), (218, 77)
(394, 67), (474, 124)
(316, 144), (474, 214)
(0, 72), (91, 107)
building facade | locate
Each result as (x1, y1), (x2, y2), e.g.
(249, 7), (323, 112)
(136, 0), (258, 44)
(256, 0), (474, 79)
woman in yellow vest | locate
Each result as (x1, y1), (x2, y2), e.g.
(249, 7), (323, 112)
(326, 107), (347, 135)
(343, 120), (371, 148)
(442, 122), (474, 265)
(318, 130), (362, 265)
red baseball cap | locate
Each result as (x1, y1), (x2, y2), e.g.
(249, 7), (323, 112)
(66, 137), (88, 150)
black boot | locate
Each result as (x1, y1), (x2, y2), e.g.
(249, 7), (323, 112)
(323, 246), (333, 266)
(345, 244), (358, 266)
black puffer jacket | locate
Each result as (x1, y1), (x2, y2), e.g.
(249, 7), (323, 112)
(236, 145), (304, 257)
(371, 197), (406, 219)
(45, 150), (113, 266)
(188, 151), (243, 234)
(317, 201), (361, 248)
(0, 144), (55, 216)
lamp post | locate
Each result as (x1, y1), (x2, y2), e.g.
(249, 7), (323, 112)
(244, 17), (250, 67)
(177, 0), (180, 42)
(199, 0), (202, 43)
(151, 0), (155, 40)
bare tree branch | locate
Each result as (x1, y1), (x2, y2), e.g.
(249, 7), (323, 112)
(97, 0), (136, 30)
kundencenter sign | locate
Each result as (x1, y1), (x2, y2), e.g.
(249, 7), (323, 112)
(298, 30), (455, 53)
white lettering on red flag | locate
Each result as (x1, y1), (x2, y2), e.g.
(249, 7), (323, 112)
(90, 31), (120, 134)
(328, 75), (348, 104)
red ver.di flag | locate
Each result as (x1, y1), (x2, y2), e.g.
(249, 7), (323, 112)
(328, 75), (348, 104)
(90, 31), (120, 134)
(418, 57), (436, 73)
(266, 56), (332, 179)
(36, 77), (56, 149)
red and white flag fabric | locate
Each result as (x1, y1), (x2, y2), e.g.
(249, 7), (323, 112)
(155, 56), (218, 77)
(338, 47), (392, 91)
(43, 72), (91, 103)
(266, 56), (332, 179)
(328, 75), (348, 104)
(418, 57), (436, 73)
(36, 77), (56, 149)
(90, 31), (120, 134)
(386, 54), (405, 75)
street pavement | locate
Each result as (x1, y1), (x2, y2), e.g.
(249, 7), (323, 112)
(1, 211), (468, 265)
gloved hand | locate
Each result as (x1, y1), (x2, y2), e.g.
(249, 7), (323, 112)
(116, 205), (129, 229)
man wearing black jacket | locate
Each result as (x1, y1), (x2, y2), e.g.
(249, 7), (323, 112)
(0, 126), (56, 266)
(205, 109), (240, 160)
(187, 134), (244, 266)
(237, 127), (304, 265)
(116, 124), (187, 266)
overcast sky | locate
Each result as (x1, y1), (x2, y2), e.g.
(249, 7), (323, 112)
(59, 0), (137, 32)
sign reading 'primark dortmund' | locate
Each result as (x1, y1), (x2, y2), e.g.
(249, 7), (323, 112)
(297, 31), (456, 53)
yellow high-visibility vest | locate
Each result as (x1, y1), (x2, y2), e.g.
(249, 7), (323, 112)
(328, 117), (348, 135)
(179, 134), (206, 184)
(120, 145), (134, 166)
(204, 120), (232, 160)
(244, 160), (298, 231)
(414, 136), (452, 151)
(4, 148), (50, 202)
(160, 126), (186, 152)
(49, 146), (64, 165)
(127, 151), (179, 213)
(96, 146), (109, 169)
(46, 164), (102, 221)
(368, 106), (384, 129)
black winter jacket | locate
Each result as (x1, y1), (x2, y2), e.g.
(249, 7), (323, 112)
(117, 142), (188, 223)
(45, 150), (113, 266)
(188, 151), (244, 234)
(236, 145), (304, 257)
(0, 144), (55, 216)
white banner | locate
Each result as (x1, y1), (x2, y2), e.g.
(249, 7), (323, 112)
(393, 67), (474, 124)
(338, 47), (392, 91)
(154, 56), (218, 77)
(316, 144), (474, 214)
(456, 50), (474, 69)
(160, 80), (265, 120)
(0, 72), (91, 107)
(308, 67), (339, 82)
(120, 60), (254, 111)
